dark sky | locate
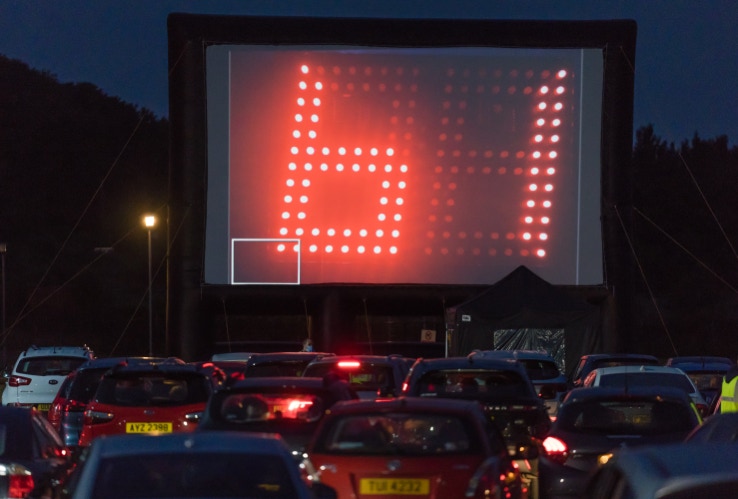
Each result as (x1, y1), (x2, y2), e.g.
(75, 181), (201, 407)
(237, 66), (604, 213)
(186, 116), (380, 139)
(1, 0), (736, 146)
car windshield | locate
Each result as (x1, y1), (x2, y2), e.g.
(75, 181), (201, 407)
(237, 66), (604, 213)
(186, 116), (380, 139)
(95, 373), (210, 406)
(16, 356), (87, 376)
(687, 373), (724, 392)
(218, 392), (325, 423)
(416, 369), (531, 399)
(68, 368), (110, 403)
(518, 360), (561, 380)
(557, 399), (694, 434)
(598, 373), (696, 394)
(315, 412), (482, 455)
(303, 362), (394, 393)
(92, 452), (297, 498)
(245, 360), (313, 377)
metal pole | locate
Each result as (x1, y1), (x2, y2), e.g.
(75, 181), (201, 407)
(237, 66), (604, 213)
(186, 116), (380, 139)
(1, 243), (6, 366)
(148, 229), (153, 357)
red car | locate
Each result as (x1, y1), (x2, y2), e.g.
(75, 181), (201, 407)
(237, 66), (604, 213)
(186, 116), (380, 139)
(78, 362), (213, 446)
(304, 397), (527, 499)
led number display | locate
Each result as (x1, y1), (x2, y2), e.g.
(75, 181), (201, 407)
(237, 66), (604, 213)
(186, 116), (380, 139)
(207, 46), (603, 286)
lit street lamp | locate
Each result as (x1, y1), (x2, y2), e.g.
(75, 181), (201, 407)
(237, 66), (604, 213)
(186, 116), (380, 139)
(143, 215), (156, 356)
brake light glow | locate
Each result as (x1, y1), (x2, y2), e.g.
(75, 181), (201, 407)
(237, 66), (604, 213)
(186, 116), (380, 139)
(337, 360), (361, 369)
(83, 410), (115, 425)
(8, 375), (31, 387)
(542, 436), (568, 464)
(1, 463), (34, 499)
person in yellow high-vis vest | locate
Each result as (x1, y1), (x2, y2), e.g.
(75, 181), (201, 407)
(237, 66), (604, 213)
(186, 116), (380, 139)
(720, 362), (738, 413)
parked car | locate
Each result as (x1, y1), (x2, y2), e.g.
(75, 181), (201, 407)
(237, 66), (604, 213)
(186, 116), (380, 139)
(77, 362), (214, 446)
(569, 353), (660, 389)
(302, 354), (414, 399)
(47, 357), (184, 449)
(665, 356), (734, 407)
(0, 406), (74, 499)
(539, 386), (702, 498)
(581, 364), (709, 416)
(61, 432), (337, 499)
(2, 345), (95, 414)
(198, 375), (358, 452)
(305, 397), (526, 499)
(401, 354), (549, 497)
(243, 351), (334, 377)
(471, 349), (569, 419)
(583, 442), (738, 498)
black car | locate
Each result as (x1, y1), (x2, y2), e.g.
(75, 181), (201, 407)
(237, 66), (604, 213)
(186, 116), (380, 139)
(569, 353), (660, 388)
(302, 354), (415, 399)
(401, 353), (549, 498)
(0, 406), (74, 499)
(539, 386), (702, 498)
(198, 375), (358, 452)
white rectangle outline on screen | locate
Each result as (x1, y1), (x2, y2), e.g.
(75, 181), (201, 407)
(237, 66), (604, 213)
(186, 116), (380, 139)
(230, 238), (300, 285)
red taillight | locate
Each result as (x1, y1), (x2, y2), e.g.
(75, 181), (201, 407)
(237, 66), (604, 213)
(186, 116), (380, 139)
(2, 464), (35, 499)
(83, 410), (114, 425)
(336, 360), (361, 369)
(542, 436), (568, 464)
(65, 399), (88, 413)
(8, 375), (31, 387)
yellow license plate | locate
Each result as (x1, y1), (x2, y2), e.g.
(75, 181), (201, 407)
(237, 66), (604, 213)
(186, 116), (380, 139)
(126, 422), (173, 433)
(359, 478), (429, 495)
(35, 404), (51, 412)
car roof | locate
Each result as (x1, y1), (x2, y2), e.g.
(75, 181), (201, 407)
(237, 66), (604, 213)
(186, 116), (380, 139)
(471, 349), (557, 361)
(89, 431), (294, 457)
(665, 356), (734, 371)
(305, 354), (409, 364)
(581, 353), (660, 362)
(563, 386), (695, 404)
(17, 345), (94, 359)
(224, 376), (350, 390)
(101, 362), (206, 377)
(591, 365), (687, 375)
(325, 396), (488, 416)
(596, 443), (738, 496)
(76, 356), (183, 371)
(410, 355), (526, 372)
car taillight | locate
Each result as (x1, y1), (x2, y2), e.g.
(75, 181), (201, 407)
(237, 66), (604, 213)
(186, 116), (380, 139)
(336, 360), (360, 369)
(542, 436), (568, 464)
(83, 409), (114, 425)
(65, 399), (88, 413)
(8, 375), (31, 387)
(1, 463), (35, 499)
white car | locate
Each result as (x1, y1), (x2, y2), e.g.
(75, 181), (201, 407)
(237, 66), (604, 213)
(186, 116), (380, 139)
(582, 364), (708, 417)
(2, 345), (95, 412)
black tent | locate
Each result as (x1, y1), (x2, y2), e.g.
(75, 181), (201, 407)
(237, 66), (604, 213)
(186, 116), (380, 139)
(447, 265), (605, 377)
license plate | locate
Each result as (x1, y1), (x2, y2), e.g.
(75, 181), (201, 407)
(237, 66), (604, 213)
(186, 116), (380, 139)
(35, 404), (51, 412)
(126, 422), (173, 433)
(359, 478), (429, 495)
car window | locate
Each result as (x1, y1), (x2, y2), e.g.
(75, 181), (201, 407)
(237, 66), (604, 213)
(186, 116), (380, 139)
(304, 363), (394, 393)
(245, 360), (313, 377)
(599, 373), (696, 394)
(31, 413), (65, 458)
(92, 453), (297, 498)
(416, 369), (530, 398)
(219, 393), (325, 423)
(519, 360), (561, 380)
(95, 374), (210, 406)
(558, 400), (695, 434)
(16, 356), (88, 376)
(316, 413), (482, 455)
(68, 368), (110, 403)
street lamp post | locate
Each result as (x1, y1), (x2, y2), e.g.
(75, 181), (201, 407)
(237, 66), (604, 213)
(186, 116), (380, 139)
(143, 215), (156, 357)
(0, 243), (6, 366)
